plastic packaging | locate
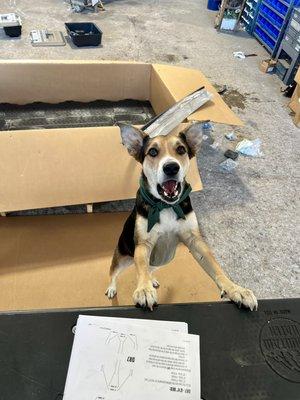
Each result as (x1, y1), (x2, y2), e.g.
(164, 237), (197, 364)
(235, 138), (262, 157)
(225, 131), (237, 141)
(219, 159), (238, 172)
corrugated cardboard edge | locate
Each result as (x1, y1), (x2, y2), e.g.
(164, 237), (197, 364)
(0, 124), (202, 212)
(151, 64), (243, 126)
(0, 60), (151, 104)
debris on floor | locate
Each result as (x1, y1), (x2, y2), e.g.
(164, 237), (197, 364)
(233, 51), (246, 59)
(224, 149), (239, 160)
(202, 121), (214, 144)
(233, 52), (257, 59)
(30, 29), (66, 47)
(225, 131), (237, 141)
(210, 140), (221, 150)
(236, 138), (262, 157)
(69, 0), (105, 13)
(219, 158), (238, 172)
(259, 59), (277, 74)
(216, 84), (227, 95)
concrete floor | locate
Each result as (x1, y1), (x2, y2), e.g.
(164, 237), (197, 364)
(0, 0), (299, 299)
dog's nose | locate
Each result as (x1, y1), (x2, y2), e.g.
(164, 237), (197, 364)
(163, 162), (180, 176)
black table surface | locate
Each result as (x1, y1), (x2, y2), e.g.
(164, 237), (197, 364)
(0, 299), (299, 400)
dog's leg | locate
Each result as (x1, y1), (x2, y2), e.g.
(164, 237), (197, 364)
(181, 228), (258, 311)
(105, 249), (133, 299)
(133, 243), (158, 310)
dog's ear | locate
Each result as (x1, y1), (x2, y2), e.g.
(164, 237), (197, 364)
(119, 124), (146, 161)
(180, 122), (203, 158)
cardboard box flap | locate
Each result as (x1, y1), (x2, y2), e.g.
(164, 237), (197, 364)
(151, 64), (243, 126)
(0, 60), (151, 104)
(0, 212), (219, 311)
(294, 67), (300, 85)
(0, 125), (202, 212)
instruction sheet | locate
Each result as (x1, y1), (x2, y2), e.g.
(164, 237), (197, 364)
(63, 315), (200, 400)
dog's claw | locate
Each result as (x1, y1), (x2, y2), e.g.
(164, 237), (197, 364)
(220, 284), (257, 311)
(133, 283), (158, 311)
(105, 286), (117, 299)
(152, 278), (160, 288)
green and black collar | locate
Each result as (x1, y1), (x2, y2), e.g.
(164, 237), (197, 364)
(138, 178), (192, 232)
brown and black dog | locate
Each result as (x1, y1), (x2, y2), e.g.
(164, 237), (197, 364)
(105, 123), (258, 311)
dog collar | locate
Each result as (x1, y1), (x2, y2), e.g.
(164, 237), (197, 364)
(139, 178), (192, 232)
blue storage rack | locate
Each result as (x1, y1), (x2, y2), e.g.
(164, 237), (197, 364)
(253, 0), (300, 56)
(241, 0), (261, 34)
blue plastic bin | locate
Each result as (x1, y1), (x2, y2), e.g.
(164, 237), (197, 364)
(207, 0), (221, 11)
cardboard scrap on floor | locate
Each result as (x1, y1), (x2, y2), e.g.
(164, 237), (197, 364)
(0, 61), (242, 312)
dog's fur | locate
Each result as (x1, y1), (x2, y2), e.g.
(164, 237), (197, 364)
(105, 123), (258, 311)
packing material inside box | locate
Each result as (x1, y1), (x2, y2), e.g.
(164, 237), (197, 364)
(0, 61), (242, 312)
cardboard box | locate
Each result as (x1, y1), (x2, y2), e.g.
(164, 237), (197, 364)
(288, 67), (300, 127)
(259, 59), (277, 74)
(0, 60), (242, 312)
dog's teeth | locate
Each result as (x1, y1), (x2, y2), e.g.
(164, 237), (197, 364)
(164, 191), (168, 197)
(175, 190), (178, 196)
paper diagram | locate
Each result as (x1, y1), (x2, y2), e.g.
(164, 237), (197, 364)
(101, 360), (133, 392)
(105, 331), (138, 354)
(96, 329), (138, 392)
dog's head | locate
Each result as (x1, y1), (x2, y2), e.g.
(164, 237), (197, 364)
(119, 123), (202, 203)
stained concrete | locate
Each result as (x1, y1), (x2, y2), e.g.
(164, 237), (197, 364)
(0, 0), (299, 299)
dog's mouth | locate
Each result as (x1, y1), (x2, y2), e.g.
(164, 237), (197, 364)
(157, 180), (181, 202)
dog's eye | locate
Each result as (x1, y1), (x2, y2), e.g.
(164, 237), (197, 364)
(176, 145), (186, 155)
(148, 148), (158, 157)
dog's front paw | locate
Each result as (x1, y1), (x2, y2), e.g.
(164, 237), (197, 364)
(221, 284), (258, 311)
(133, 281), (158, 311)
(105, 285), (117, 299)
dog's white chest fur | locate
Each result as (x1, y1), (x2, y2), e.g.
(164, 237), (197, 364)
(156, 208), (181, 234)
(149, 209), (197, 266)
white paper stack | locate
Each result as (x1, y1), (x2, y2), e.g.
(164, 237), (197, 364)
(63, 315), (201, 400)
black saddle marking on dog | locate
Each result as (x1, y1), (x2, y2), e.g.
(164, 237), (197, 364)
(118, 208), (137, 257)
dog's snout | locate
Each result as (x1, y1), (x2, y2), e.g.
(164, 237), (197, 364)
(163, 162), (180, 177)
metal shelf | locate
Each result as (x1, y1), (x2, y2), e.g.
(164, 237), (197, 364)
(242, 15), (251, 24)
(256, 21), (279, 40)
(254, 31), (274, 52)
(261, 1), (286, 19)
(258, 11), (281, 30)
(277, 0), (290, 6)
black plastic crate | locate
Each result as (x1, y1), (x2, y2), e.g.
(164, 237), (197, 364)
(65, 22), (102, 47)
(3, 25), (22, 37)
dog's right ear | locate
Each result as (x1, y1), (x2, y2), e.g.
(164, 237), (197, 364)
(119, 124), (146, 162)
(180, 122), (203, 158)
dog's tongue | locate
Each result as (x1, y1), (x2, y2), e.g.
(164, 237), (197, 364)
(162, 180), (177, 196)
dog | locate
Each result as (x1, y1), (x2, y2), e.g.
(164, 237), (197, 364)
(105, 122), (258, 311)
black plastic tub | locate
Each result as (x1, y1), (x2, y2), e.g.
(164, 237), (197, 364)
(4, 25), (22, 37)
(65, 22), (102, 47)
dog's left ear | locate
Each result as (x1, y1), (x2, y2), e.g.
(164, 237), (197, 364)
(180, 122), (203, 158)
(119, 124), (146, 162)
